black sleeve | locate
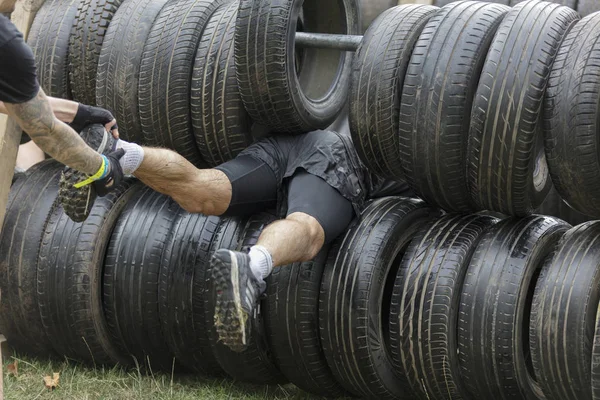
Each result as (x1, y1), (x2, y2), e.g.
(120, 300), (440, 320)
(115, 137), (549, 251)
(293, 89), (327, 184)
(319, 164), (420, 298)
(0, 16), (40, 104)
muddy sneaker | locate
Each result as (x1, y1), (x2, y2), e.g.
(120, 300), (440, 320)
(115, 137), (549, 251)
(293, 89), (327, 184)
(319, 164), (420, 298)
(211, 249), (266, 352)
(58, 124), (116, 223)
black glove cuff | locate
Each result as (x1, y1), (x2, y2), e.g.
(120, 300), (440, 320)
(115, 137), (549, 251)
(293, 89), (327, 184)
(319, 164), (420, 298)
(70, 104), (115, 133)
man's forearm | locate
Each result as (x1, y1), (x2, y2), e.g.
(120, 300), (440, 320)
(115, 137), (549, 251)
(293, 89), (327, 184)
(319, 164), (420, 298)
(4, 89), (102, 175)
(0, 96), (79, 123)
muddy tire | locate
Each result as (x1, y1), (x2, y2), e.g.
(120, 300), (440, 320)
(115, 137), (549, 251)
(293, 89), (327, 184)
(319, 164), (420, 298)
(530, 221), (600, 400)
(544, 12), (600, 218)
(0, 161), (62, 356)
(138, 0), (226, 166)
(459, 215), (570, 399)
(38, 180), (140, 365)
(191, 1), (253, 166)
(69, 0), (124, 105)
(390, 213), (498, 400)
(467, 0), (579, 216)
(349, 4), (437, 179)
(264, 249), (347, 397)
(206, 214), (286, 384)
(320, 197), (441, 398)
(158, 211), (223, 373)
(104, 187), (182, 370)
(27, 0), (79, 98)
(96, 0), (168, 142)
(398, 1), (509, 212)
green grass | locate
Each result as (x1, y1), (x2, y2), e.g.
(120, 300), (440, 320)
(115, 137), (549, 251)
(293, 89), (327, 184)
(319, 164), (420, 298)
(2, 355), (331, 400)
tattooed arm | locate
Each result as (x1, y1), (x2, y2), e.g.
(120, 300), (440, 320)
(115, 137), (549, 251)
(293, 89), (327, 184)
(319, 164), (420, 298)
(4, 88), (103, 175)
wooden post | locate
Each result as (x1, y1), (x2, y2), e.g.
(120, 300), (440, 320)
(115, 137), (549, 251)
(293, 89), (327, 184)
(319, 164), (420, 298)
(0, 0), (43, 229)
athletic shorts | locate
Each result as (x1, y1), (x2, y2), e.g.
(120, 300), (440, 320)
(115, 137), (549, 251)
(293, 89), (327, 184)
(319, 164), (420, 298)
(215, 155), (354, 244)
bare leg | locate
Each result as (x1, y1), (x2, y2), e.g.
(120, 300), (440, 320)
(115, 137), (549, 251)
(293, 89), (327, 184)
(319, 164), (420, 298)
(256, 212), (325, 267)
(16, 140), (45, 170)
(133, 147), (232, 215)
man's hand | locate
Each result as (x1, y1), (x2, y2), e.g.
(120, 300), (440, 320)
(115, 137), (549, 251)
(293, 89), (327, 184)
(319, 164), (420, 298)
(93, 149), (126, 196)
(70, 104), (119, 139)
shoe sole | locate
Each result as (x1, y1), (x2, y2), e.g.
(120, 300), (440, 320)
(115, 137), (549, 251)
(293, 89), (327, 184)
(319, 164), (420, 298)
(213, 251), (248, 352)
(58, 125), (115, 223)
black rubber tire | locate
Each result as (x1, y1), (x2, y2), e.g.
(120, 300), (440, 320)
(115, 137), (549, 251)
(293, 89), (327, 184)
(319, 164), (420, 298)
(398, 1), (509, 213)
(578, 0), (600, 16)
(544, 12), (600, 218)
(459, 215), (570, 400)
(205, 214), (286, 385)
(27, 0), (79, 98)
(191, 1), (253, 167)
(467, 0), (579, 216)
(535, 187), (593, 226)
(69, 0), (124, 105)
(349, 4), (437, 180)
(37, 179), (140, 365)
(0, 160), (62, 355)
(264, 249), (347, 397)
(389, 213), (499, 400)
(320, 197), (441, 398)
(235, 0), (359, 133)
(139, 0), (225, 167)
(358, 0), (396, 33)
(594, 307), (600, 400)
(96, 0), (168, 143)
(158, 211), (223, 374)
(103, 186), (182, 371)
(530, 221), (600, 400)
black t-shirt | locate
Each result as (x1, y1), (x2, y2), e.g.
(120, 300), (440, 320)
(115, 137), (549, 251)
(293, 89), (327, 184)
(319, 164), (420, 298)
(0, 14), (39, 104)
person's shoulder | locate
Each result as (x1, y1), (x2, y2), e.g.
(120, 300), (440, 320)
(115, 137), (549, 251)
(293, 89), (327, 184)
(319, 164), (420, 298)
(0, 14), (22, 48)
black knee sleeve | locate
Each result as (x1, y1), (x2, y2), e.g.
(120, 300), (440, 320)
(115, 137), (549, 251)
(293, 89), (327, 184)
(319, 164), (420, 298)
(286, 170), (355, 244)
(215, 155), (278, 216)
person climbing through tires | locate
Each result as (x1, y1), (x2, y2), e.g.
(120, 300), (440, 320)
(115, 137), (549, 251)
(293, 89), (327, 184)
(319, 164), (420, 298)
(0, 7), (122, 194)
(102, 128), (408, 352)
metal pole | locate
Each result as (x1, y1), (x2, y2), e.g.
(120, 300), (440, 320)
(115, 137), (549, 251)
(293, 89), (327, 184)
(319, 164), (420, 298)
(295, 32), (362, 51)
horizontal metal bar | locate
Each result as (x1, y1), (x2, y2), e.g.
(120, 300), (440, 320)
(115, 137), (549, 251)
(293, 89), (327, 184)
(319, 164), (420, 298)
(295, 32), (362, 51)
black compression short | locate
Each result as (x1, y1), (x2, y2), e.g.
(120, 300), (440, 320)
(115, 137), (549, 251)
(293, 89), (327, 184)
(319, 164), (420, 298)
(215, 155), (354, 244)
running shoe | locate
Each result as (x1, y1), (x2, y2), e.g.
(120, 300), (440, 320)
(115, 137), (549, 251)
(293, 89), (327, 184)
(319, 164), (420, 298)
(58, 124), (116, 222)
(211, 249), (266, 352)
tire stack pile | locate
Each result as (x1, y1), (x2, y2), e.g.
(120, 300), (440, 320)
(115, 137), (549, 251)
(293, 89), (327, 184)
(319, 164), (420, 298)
(4, 1), (600, 400)
(351, 0), (600, 224)
(4, 166), (600, 400)
(27, 0), (359, 167)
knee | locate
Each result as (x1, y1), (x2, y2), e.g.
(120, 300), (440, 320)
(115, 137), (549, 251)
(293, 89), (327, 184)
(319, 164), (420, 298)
(175, 197), (205, 214)
(287, 212), (325, 259)
(174, 196), (223, 216)
(172, 169), (230, 215)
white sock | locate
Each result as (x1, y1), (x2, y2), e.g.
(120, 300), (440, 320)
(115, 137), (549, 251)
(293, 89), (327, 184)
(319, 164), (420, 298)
(114, 139), (144, 176)
(248, 245), (273, 281)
